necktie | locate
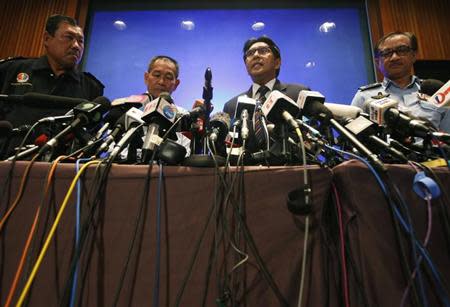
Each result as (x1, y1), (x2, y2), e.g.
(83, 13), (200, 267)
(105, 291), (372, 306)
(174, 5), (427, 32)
(254, 86), (270, 149)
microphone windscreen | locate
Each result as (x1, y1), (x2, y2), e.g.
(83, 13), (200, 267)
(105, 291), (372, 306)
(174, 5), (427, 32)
(0, 120), (13, 138)
(324, 103), (362, 120)
(92, 96), (111, 113)
(34, 133), (49, 146)
(420, 79), (445, 96)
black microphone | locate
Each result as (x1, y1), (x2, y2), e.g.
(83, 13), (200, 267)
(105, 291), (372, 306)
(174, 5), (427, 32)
(0, 121), (13, 138)
(94, 107), (131, 156)
(299, 91), (386, 171)
(106, 107), (144, 161)
(344, 116), (408, 162)
(420, 79), (444, 97)
(141, 93), (178, 162)
(364, 97), (433, 138)
(38, 100), (105, 156)
(261, 90), (300, 129)
(0, 92), (89, 109)
(208, 112), (231, 143)
(297, 90), (333, 121)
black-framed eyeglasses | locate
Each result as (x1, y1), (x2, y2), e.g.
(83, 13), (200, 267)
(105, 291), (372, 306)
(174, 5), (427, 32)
(245, 46), (272, 58)
(377, 45), (413, 58)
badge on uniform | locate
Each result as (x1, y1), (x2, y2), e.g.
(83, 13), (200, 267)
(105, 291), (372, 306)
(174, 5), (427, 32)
(371, 92), (390, 99)
(16, 72), (30, 83)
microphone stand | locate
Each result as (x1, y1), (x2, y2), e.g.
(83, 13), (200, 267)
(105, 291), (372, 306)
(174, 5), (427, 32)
(184, 68), (225, 167)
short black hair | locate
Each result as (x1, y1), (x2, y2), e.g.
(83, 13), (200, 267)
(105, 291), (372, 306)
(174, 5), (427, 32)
(374, 31), (418, 58)
(45, 14), (78, 36)
(147, 55), (180, 78)
(243, 36), (281, 76)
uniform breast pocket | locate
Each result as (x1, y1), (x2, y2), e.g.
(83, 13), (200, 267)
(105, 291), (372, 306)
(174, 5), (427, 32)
(8, 82), (33, 95)
(415, 101), (444, 129)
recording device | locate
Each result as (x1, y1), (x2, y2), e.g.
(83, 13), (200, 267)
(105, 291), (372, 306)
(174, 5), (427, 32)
(234, 96), (256, 123)
(208, 112), (231, 143)
(261, 90), (299, 128)
(297, 90), (332, 121)
(111, 94), (150, 107)
(364, 97), (433, 138)
(38, 100), (105, 156)
(106, 107), (145, 161)
(0, 92), (92, 108)
(141, 93), (178, 162)
(298, 90), (385, 171)
(234, 96), (256, 141)
(323, 103), (362, 121)
(344, 116), (408, 162)
(429, 80), (450, 108)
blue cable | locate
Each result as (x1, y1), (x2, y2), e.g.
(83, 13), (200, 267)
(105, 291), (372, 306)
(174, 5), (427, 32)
(326, 145), (450, 306)
(69, 157), (94, 307)
(152, 163), (163, 307)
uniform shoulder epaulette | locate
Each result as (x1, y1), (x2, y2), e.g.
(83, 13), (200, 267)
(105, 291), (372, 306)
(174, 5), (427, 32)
(83, 72), (105, 89)
(0, 56), (29, 64)
(358, 82), (382, 91)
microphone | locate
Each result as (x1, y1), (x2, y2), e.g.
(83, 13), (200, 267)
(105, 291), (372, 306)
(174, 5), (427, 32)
(234, 95), (256, 123)
(364, 97), (433, 138)
(297, 90), (332, 121)
(38, 100), (105, 156)
(0, 92), (92, 109)
(262, 90), (300, 129)
(208, 112), (231, 143)
(299, 90), (386, 171)
(344, 116), (408, 162)
(429, 80), (450, 108)
(233, 95), (256, 141)
(94, 108), (129, 156)
(106, 107), (145, 161)
(140, 93), (178, 162)
(0, 121), (13, 138)
(111, 94), (150, 108)
(323, 103), (362, 121)
(420, 79), (444, 97)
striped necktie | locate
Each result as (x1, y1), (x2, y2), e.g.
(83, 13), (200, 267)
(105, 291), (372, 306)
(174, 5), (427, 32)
(254, 86), (270, 148)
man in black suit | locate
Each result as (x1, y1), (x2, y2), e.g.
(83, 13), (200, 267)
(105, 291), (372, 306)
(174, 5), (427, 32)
(223, 36), (309, 154)
(223, 36), (309, 117)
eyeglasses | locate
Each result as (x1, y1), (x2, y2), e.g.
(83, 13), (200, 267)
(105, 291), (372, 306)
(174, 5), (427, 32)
(377, 45), (413, 58)
(245, 46), (272, 58)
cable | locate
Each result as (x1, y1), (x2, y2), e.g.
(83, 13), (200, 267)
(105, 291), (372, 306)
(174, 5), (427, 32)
(3, 156), (65, 307)
(327, 145), (450, 306)
(15, 160), (101, 307)
(0, 153), (39, 234)
(331, 183), (351, 307)
(68, 157), (94, 307)
(152, 163), (163, 307)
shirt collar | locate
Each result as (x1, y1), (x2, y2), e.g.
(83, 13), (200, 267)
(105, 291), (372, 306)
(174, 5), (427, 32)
(383, 75), (420, 90)
(252, 78), (276, 98)
(31, 55), (81, 82)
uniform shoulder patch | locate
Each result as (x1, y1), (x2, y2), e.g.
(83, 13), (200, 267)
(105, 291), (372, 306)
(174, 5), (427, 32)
(83, 72), (105, 89)
(358, 82), (382, 91)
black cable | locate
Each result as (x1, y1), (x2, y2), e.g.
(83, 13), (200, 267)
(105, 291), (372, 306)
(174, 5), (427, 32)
(379, 171), (422, 307)
(59, 161), (112, 306)
(110, 151), (156, 307)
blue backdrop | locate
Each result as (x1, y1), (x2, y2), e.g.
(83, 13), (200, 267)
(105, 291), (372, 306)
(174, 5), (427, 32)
(84, 8), (374, 110)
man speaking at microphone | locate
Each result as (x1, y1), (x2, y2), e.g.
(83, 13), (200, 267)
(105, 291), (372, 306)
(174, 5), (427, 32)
(222, 36), (309, 151)
(351, 31), (449, 132)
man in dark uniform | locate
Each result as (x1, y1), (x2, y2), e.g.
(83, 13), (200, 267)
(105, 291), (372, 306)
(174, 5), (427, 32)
(223, 36), (309, 154)
(0, 14), (104, 126)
